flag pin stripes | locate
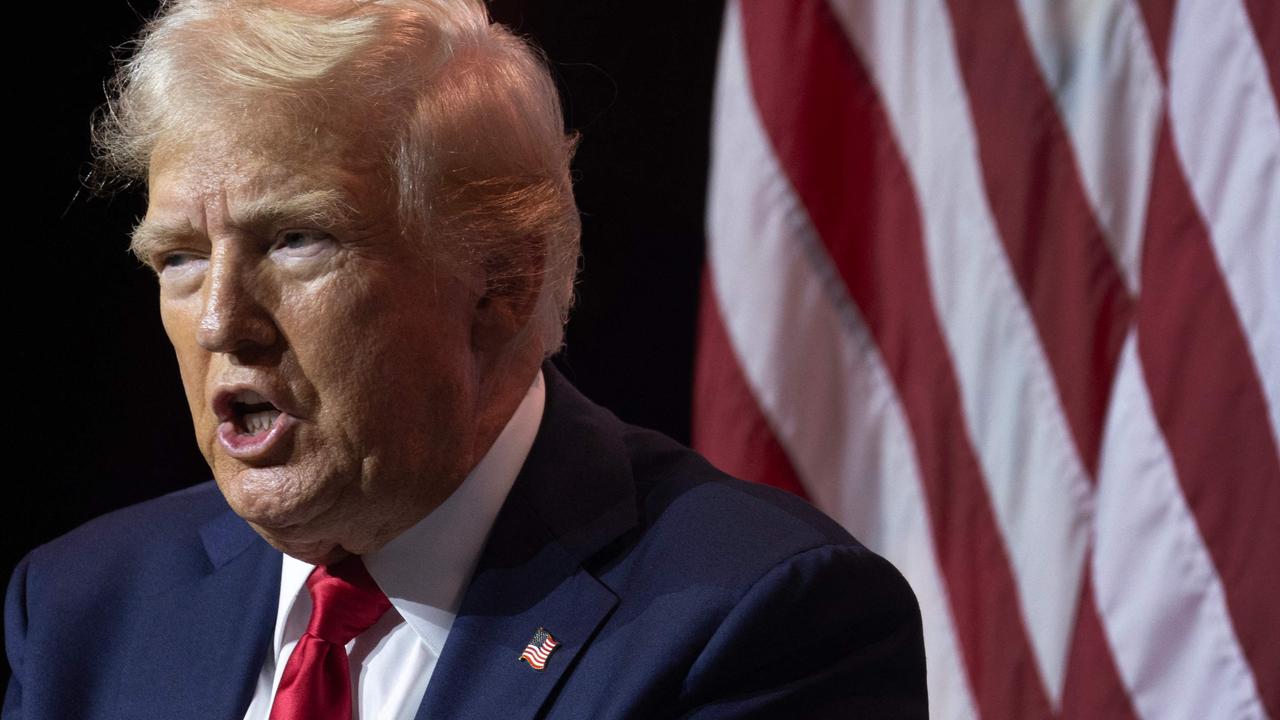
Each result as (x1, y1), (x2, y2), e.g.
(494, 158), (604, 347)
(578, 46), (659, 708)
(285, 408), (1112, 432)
(518, 627), (560, 671)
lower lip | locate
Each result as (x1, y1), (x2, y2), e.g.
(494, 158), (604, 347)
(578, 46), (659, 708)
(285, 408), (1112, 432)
(217, 412), (297, 460)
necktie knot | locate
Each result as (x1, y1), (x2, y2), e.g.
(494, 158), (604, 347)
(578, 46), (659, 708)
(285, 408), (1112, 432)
(304, 555), (391, 645)
(270, 555), (389, 720)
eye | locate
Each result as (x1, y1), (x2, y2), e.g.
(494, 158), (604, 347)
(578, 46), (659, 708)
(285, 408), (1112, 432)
(156, 251), (206, 273)
(153, 251), (208, 292)
(272, 229), (333, 256)
(160, 253), (194, 268)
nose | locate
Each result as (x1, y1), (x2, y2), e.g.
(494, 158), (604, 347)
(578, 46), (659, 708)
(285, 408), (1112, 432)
(196, 244), (278, 356)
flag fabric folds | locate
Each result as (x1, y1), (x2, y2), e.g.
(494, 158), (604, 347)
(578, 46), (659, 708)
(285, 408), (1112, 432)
(694, 1), (1279, 718)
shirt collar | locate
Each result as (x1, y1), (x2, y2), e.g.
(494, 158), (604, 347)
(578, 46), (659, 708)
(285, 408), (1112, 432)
(272, 370), (546, 657)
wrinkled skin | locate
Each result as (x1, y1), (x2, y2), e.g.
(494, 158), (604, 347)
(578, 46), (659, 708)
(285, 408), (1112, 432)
(138, 146), (541, 564)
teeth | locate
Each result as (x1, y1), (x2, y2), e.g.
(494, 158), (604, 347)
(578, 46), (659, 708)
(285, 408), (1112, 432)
(242, 409), (281, 435)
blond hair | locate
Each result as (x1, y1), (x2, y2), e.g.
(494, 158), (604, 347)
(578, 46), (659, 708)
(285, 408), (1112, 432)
(95, 0), (580, 352)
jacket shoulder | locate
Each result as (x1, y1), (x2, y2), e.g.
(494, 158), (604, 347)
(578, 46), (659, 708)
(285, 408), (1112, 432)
(12, 481), (231, 635)
(6, 482), (279, 720)
(552, 417), (926, 718)
(619, 422), (872, 580)
(24, 481), (228, 585)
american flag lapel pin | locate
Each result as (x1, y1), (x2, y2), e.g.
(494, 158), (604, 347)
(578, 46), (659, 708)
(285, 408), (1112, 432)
(518, 627), (560, 671)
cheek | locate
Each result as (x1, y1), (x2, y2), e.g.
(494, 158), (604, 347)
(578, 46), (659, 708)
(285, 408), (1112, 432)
(302, 273), (476, 446)
(159, 300), (210, 419)
(279, 278), (398, 439)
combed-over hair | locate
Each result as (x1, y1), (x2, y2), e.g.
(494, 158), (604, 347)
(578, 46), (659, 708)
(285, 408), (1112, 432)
(94, 0), (580, 352)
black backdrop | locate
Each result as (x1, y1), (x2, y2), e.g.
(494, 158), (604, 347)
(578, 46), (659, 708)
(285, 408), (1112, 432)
(5, 0), (725, 653)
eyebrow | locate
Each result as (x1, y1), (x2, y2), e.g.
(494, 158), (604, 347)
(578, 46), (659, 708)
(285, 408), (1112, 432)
(129, 189), (356, 262)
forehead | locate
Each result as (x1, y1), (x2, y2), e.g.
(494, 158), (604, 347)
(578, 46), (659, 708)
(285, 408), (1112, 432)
(147, 118), (387, 199)
(150, 139), (359, 197)
(149, 143), (380, 216)
(133, 145), (388, 259)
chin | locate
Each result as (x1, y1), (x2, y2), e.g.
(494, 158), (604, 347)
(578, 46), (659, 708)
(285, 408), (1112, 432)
(215, 465), (339, 533)
(214, 466), (360, 565)
(253, 528), (349, 565)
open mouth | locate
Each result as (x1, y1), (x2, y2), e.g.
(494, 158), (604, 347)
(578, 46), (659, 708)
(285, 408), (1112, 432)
(231, 391), (282, 437)
(214, 388), (295, 459)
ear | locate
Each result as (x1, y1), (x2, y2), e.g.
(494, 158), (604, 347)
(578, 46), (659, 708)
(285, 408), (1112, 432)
(469, 243), (545, 354)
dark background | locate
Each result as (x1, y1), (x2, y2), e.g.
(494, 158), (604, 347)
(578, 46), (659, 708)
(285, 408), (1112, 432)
(6, 0), (725, 656)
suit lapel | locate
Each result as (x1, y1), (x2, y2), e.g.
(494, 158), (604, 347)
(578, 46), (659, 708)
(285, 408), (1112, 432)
(114, 508), (280, 720)
(413, 518), (619, 720)
(415, 365), (638, 720)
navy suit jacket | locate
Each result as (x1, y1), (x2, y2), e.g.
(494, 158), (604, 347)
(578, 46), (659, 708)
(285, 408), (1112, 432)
(5, 368), (927, 719)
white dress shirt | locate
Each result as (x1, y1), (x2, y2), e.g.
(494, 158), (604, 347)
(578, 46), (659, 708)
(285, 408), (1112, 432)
(243, 372), (546, 720)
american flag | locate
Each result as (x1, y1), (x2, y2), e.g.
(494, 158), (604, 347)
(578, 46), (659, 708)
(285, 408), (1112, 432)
(518, 627), (560, 672)
(694, 0), (1278, 718)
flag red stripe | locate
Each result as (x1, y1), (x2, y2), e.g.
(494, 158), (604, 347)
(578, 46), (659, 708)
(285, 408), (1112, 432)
(943, 0), (1135, 479)
(739, 1), (1054, 716)
(1135, 0), (1175, 81)
(1059, 563), (1141, 720)
(1136, 118), (1280, 719)
(693, 272), (810, 500)
(1244, 0), (1280, 107)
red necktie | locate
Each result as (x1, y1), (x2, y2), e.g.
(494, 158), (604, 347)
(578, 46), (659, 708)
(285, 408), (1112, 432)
(269, 555), (391, 720)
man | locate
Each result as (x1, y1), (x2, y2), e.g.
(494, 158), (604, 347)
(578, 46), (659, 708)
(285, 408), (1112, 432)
(4, 1), (927, 718)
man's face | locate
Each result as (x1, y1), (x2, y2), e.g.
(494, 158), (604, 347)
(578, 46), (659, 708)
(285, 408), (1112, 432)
(139, 147), (489, 563)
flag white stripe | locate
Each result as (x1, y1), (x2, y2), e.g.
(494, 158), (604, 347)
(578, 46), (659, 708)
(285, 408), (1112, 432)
(1014, 0), (1164, 294)
(707, 7), (978, 716)
(1094, 333), (1269, 720)
(702, 0), (1278, 716)
(1166, 0), (1280, 444)
(830, 0), (1094, 702)
(1011, 0), (1272, 716)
